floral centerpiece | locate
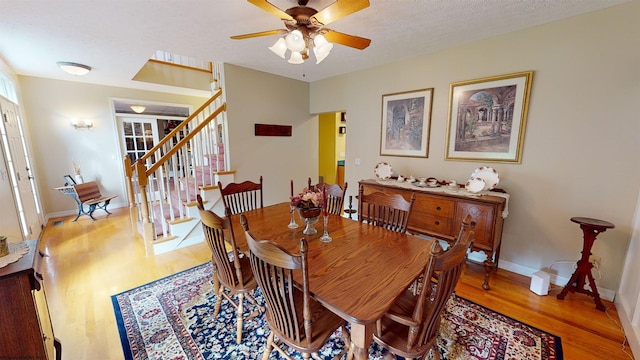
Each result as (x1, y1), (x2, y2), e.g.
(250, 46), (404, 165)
(291, 187), (325, 234)
(291, 187), (324, 211)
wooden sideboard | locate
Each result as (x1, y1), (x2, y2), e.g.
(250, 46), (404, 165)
(359, 179), (508, 290)
(0, 239), (61, 359)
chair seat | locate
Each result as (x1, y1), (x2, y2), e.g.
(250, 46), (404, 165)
(376, 313), (435, 358)
(375, 286), (442, 359)
(266, 287), (345, 353)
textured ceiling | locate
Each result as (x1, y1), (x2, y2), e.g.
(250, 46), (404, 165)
(0, 0), (631, 97)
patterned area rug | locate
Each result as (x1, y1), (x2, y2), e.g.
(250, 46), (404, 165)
(111, 263), (562, 360)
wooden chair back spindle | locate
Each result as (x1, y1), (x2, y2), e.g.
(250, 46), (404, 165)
(218, 176), (263, 215)
(308, 178), (348, 216)
(358, 189), (415, 233)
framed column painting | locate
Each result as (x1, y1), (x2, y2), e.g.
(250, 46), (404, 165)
(445, 71), (533, 163)
(380, 88), (433, 157)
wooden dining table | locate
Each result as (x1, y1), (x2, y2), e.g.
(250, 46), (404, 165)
(229, 203), (434, 360)
(231, 203), (433, 359)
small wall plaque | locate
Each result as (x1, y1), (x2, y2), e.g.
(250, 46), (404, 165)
(255, 124), (292, 136)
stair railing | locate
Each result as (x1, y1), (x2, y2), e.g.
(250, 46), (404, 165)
(124, 87), (227, 255)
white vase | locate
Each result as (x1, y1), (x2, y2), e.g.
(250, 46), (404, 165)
(75, 175), (84, 184)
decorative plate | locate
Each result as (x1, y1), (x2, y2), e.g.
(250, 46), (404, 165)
(470, 166), (499, 190)
(374, 162), (393, 180)
(465, 178), (485, 193)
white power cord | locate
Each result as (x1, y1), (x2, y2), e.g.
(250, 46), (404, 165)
(547, 260), (577, 272)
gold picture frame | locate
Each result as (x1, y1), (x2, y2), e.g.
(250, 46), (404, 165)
(445, 71), (533, 163)
(380, 88), (433, 158)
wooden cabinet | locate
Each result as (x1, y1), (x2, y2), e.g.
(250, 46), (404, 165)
(359, 179), (507, 290)
(0, 240), (61, 359)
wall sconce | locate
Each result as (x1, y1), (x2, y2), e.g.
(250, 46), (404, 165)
(71, 119), (93, 129)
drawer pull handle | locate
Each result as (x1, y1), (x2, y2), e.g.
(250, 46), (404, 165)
(435, 221), (440, 225)
(436, 206), (441, 211)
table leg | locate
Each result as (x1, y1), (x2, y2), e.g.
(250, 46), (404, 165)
(350, 322), (373, 360)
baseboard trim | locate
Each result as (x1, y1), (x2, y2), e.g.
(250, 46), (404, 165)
(498, 259), (615, 301)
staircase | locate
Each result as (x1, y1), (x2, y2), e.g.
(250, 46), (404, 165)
(124, 68), (233, 256)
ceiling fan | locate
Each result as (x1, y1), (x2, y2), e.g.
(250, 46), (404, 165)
(231, 0), (371, 64)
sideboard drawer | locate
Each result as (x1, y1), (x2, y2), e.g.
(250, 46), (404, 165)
(411, 216), (453, 235)
(415, 196), (454, 217)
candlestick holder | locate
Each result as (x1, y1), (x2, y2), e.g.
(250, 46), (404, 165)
(287, 205), (299, 229)
(320, 214), (332, 242)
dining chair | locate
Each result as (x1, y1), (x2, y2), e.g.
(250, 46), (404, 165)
(308, 178), (348, 216)
(373, 218), (474, 360)
(357, 189), (416, 233)
(218, 176), (263, 215)
(241, 214), (351, 360)
(196, 195), (263, 344)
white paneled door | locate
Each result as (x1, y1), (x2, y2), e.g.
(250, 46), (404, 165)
(0, 96), (42, 241)
(117, 117), (160, 164)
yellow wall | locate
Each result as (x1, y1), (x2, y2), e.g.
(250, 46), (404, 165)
(318, 112), (336, 184)
(336, 112), (346, 163)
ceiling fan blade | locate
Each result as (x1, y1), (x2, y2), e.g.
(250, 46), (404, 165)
(247, 0), (294, 21)
(311, 0), (370, 26)
(324, 30), (371, 50)
(231, 29), (288, 40)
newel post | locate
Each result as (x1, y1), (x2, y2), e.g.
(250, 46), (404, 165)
(135, 161), (156, 256)
(123, 156), (138, 232)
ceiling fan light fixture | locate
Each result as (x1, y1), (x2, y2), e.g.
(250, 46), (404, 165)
(268, 38), (288, 59)
(313, 35), (333, 64)
(288, 51), (304, 64)
(285, 30), (306, 53)
(130, 105), (146, 114)
(56, 61), (91, 76)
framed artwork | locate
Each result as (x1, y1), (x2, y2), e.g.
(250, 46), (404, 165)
(445, 71), (533, 163)
(380, 88), (433, 157)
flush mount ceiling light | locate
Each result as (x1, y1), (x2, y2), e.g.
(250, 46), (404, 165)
(231, 0), (371, 65)
(56, 61), (92, 76)
(130, 105), (146, 114)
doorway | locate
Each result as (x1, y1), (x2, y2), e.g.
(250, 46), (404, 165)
(117, 117), (160, 164)
(318, 111), (346, 187)
(0, 96), (43, 241)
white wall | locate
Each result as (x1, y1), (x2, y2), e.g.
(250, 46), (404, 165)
(310, 2), (640, 295)
(18, 76), (208, 215)
(616, 192), (640, 356)
(224, 64), (316, 206)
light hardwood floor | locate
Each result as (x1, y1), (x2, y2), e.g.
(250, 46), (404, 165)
(38, 208), (634, 359)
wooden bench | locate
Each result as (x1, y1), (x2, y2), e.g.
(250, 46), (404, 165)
(72, 181), (117, 221)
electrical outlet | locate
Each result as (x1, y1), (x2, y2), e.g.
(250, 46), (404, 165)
(589, 255), (601, 269)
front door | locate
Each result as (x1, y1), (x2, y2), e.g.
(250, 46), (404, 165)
(0, 96), (42, 240)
